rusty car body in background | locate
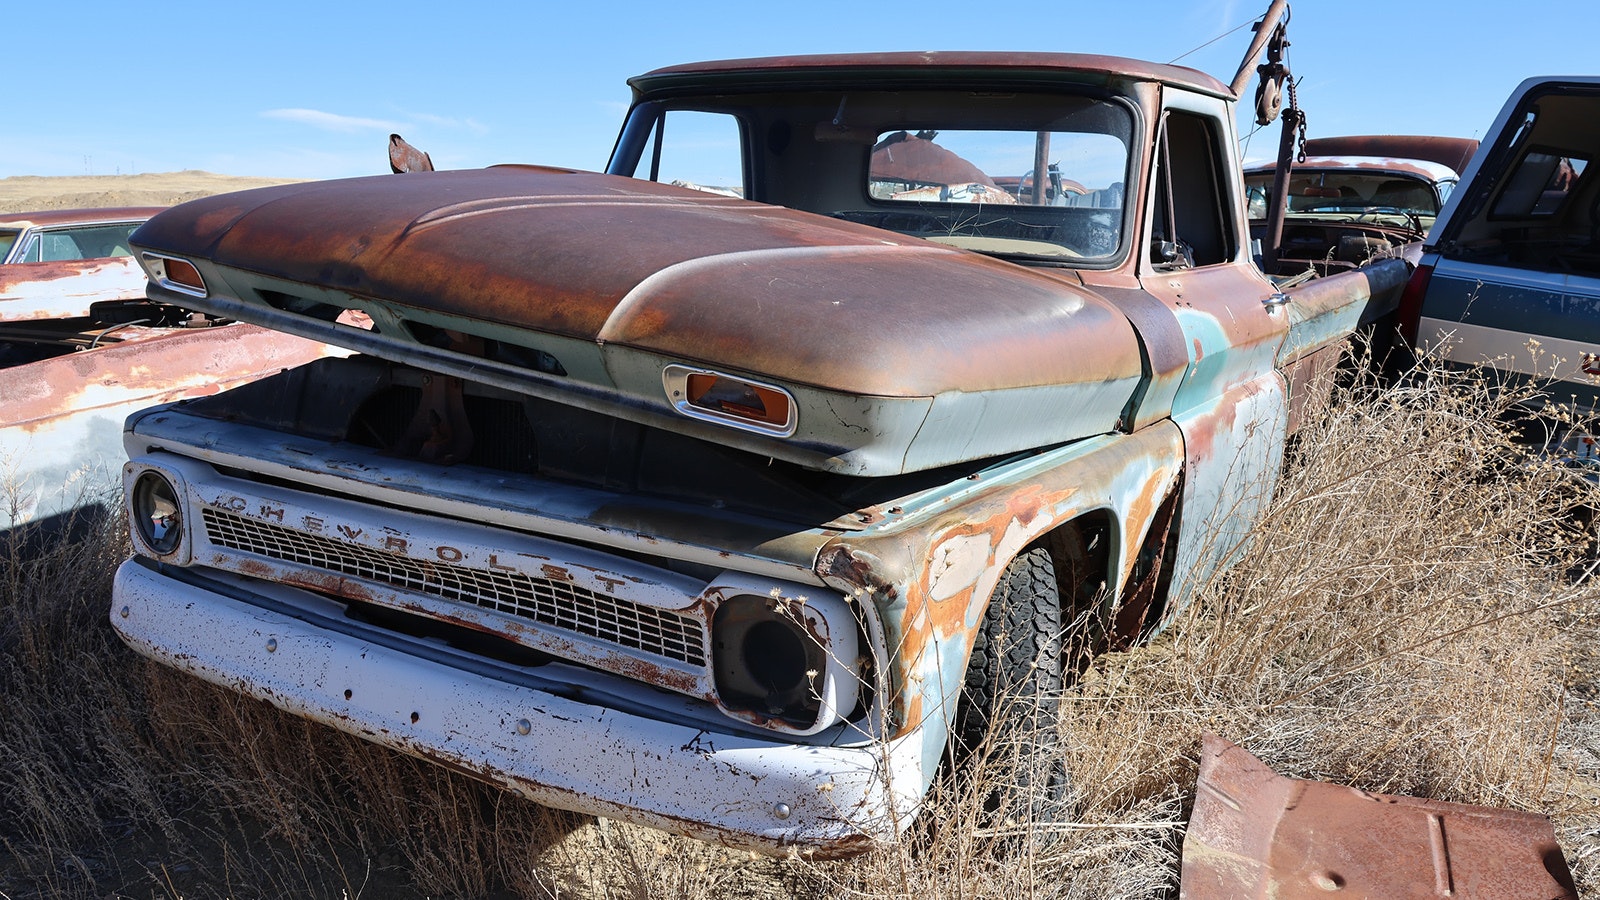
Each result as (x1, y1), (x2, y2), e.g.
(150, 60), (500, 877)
(0, 207), (338, 534)
(1245, 135), (1478, 279)
(0, 208), (156, 352)
(107, 3), (1419, 856)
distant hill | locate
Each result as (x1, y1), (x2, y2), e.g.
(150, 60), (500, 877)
(0, 171), (305, 214)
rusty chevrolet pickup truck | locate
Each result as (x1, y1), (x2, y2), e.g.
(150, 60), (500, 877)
(108, 12), (1412, 856)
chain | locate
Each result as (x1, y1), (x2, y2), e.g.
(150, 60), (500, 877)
(1287, 75), (1308, 162)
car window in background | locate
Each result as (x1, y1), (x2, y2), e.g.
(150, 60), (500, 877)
(0, 229), (18, 262)
(1243, 171), (1440, 218)
(14, 224), (141, 263)
(53, 224), (141, 260)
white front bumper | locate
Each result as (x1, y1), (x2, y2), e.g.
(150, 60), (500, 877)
(111, 559), (925, 857)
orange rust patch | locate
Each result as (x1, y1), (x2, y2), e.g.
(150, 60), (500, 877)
(1, 323), (333, 430)
(609, 653), (702, 697)
(233, 557), (277, 580)
(1117, 461), (1181, 588)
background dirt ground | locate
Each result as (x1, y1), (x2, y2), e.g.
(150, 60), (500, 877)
(0, 171), (304, 214)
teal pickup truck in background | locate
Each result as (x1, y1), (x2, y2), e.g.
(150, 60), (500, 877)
(1403, 76), (1600, 458)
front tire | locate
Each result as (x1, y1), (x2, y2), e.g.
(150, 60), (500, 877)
(951, 546), (1066, 814)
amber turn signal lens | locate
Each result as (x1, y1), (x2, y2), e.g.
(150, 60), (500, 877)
(163, 257), (205, 292)
(663, 365), (797, 437)
(142, 253), (207, 297)
(685, 373), (792, 429)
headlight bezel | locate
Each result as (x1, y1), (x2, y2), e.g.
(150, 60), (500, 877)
(125, 463), (190, 563)
(709, 580), (862, 736)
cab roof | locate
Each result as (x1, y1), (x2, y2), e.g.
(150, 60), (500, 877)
(632, 51), (1231, 99)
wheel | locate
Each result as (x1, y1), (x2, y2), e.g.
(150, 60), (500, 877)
(955, 546), (1062, 749)
(951, 546), (1067, 813)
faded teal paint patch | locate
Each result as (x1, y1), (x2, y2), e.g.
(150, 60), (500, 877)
(1168, 306), (1281, 416)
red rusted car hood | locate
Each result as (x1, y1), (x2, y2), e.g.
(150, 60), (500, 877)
(131, 167), (1139, 398)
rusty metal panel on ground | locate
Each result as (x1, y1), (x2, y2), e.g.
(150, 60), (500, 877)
(1182, 732), (1577, 899)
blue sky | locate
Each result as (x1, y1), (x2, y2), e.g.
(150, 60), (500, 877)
(6, 1), (1597, 181)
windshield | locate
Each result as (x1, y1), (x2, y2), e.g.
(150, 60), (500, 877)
(1245, 171), (1439, 219)
(860, 125), (1129, 260)
(0, 229), (19, 263)
(614, 90), (1133, 264)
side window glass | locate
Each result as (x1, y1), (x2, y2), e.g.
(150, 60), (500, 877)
(1244, 182), (1269, 220)
(32, 225), (140, 262)
(44, 222), (139, 259)
(1491, 150), (1588, 217)
(638, 110), (746, 198)
(1150, 111), (1235, 269)
(39, 232), (85, 262)
(68, 224), (139, 258)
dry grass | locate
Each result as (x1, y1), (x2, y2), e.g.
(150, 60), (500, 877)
(1044, 361), (1600, 896)
(802, 362), (1600, 897)
(2, 360), (1597, 898)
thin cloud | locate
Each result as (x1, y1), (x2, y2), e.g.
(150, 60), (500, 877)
(403, 111), (490, 135)
(1221, 0), (1240, 32)
(262, 108), (402, 133)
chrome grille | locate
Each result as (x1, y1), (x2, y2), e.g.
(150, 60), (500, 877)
(200, 507), (706, 666)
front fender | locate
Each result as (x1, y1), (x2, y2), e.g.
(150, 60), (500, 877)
(816, 422), (1186, 778)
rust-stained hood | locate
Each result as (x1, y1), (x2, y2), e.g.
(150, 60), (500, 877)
(131, 167), (1146, 476)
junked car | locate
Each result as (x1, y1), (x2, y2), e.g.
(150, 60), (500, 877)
(0, 207), (340, 534)
(108, 4), (1415, 856)
(1245, 135), (1478, 278)
(0, 208), (152, 265)
(0, 207), (157, 361)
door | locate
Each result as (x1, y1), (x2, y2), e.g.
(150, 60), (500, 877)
(1138, 93), (1290, 613)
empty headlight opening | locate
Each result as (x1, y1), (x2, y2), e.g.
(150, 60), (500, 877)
(713, 595), (841, 731)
